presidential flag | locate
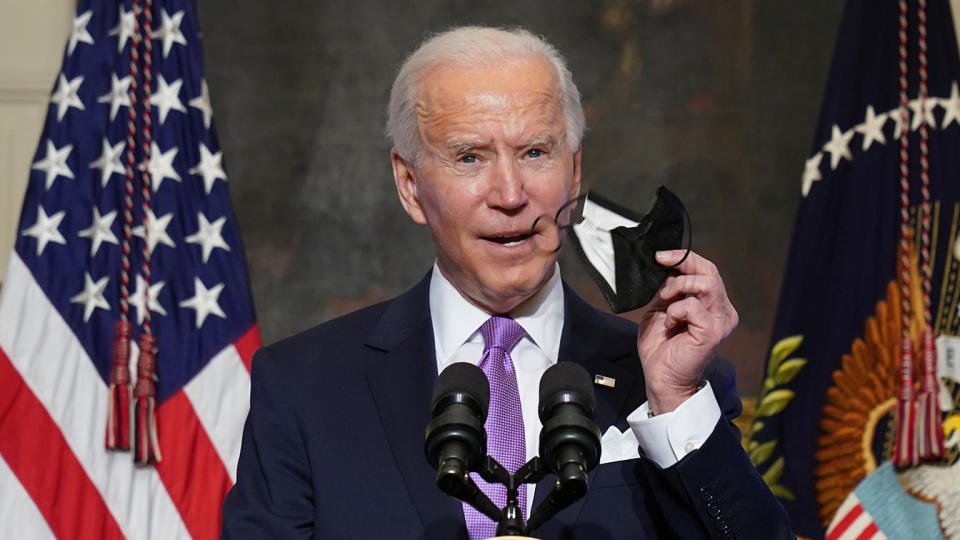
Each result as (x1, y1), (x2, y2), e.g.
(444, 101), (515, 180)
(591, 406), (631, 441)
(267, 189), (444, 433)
(0, 1), (260, 538)
(746, 0), (960, 538)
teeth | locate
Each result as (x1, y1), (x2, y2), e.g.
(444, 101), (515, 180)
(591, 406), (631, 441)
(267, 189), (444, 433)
(486, 234), (529, 245)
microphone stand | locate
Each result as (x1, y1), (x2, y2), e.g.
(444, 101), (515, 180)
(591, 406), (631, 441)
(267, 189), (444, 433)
(477, 456), (546, 536)
(458, 455), (586, 537)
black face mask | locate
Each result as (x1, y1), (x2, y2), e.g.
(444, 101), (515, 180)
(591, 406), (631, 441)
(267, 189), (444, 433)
(563, 186), (690, 313)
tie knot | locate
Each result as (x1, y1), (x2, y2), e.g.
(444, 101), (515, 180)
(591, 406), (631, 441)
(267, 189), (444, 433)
(480, 316), (525, 353)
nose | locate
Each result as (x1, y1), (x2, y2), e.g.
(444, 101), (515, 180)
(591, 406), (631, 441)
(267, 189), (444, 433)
(487, 158), (526, 212)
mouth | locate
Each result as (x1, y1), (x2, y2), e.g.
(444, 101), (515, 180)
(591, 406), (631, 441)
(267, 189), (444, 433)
(481, 231), (534, 247)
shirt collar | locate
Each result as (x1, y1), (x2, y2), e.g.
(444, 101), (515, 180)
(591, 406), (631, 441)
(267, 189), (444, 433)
(429, 263), (565, 365)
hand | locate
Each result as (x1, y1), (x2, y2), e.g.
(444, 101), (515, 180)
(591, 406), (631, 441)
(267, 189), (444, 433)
(636, 250), (738, 414)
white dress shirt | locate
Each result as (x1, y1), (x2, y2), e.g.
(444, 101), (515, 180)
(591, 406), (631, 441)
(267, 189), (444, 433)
(429, 264), (721, 514)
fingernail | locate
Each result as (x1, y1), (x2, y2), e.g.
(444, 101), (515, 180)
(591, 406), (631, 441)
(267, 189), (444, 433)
(656, 250), (678, 264)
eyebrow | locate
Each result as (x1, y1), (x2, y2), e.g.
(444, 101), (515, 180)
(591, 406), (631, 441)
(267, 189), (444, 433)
(525, 134), (559, 150)
(444, 134), (561, 155)
(446, 141), (484, 154)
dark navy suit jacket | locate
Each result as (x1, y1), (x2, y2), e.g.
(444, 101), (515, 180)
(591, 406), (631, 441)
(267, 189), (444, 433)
(221, 273), (792, 539)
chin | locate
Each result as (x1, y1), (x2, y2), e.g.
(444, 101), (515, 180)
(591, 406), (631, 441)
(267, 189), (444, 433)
(480, 264), (554, 311)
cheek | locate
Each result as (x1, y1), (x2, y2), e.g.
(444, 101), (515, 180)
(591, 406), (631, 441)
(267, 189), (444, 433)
(422, 179), (486, 222)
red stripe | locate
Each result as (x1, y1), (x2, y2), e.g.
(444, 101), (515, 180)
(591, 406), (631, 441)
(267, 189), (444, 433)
(234, 324), (261, 372)
(827, 503), (863, 540)
(155, 391), (233, 540)
(856, 522), (879, 540)
(0, 346), (125, 540)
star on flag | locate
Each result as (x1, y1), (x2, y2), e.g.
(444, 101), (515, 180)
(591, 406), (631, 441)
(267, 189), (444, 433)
(21, 206), (67, 256)
(179, 277), (226, 328)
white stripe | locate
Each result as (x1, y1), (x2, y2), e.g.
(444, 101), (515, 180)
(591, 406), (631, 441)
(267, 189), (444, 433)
(827, 493), (861, 533)
(0, 453), (55, 540)
(0, 252), (192, 540)
(839, 511), (874, 540)
(184, 343), (250, 482)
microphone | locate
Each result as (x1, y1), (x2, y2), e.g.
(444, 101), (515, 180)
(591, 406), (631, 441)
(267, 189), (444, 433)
(526, 362), (602, 531)
(423, 362), (503, 523)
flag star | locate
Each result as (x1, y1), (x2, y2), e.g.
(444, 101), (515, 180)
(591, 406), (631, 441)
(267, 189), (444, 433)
(801, 152), (823, 197)
(132, 209), (176, 254)
(77, 207), (119, 257)
(186, 213), (231, 263)
(97, 73), (132, 121)
(179, 278), (226, 328)
(941, 82), (960, 129)
(21, 206), (67, 256)
(70, 272), (110, 322)
(910, 97), (937, 130)
(189, 143), (227, 194)
(32, 140), (75, 189)
(109, 6), (135, 52)
(822, 125), (854, 170)
(129, 275), (167, 325)
(151, 75), (186, 124)
(142, 142), (181, 191)
(67, 10), (95, 56)
(50, 74), (85, 121)
(152, 9), (187, 58)
(189, 80), (214, 129)
(854, 105), (887, 151)
(89, 138), (125, 187)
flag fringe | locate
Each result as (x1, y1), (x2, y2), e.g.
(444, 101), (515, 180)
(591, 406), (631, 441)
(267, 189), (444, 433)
(106, 320), (131, 450)
(893, 337), (918, 468)
(916, 326), (943, 460)
(132, 333), (161, 464)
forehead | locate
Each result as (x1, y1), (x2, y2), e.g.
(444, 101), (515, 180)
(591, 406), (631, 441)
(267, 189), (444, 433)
(415, 57), (564, 143)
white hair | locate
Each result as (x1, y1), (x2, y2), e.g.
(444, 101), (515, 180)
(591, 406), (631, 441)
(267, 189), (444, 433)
(386, 26), (586, 163)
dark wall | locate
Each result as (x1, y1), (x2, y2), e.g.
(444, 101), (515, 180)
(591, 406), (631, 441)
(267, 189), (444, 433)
(196, 0), (843, 395)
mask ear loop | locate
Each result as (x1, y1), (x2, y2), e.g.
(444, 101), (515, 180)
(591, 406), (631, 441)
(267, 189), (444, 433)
(529, 194), (587, 254)
(660, 202), (693, 270)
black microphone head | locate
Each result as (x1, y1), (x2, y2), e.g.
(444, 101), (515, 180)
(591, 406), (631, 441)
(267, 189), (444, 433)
(538, 362), (597, 420)
(425, 362), (490, 475)
(432, 362), (490, 420)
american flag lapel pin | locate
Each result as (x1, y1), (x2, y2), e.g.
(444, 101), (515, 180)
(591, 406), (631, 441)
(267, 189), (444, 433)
(594, 374), (616, 388)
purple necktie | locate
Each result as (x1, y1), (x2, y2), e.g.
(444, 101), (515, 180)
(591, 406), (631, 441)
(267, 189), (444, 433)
(464, 316), (527, 540)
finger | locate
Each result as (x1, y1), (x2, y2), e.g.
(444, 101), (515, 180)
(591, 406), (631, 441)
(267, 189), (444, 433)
(663, 296), (710, 334)
(658, 273), (724, 303)
(664, 293), (738, 344)
(655, 250), (718, 278)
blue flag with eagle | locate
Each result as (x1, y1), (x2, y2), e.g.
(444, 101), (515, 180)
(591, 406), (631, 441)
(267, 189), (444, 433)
(748, 0), (960, 538)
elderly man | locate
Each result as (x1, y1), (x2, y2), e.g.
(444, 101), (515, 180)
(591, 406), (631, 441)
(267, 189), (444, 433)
(222, 26), (791, 539)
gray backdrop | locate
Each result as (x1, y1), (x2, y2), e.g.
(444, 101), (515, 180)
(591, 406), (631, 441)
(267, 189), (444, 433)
(196, 0), (844, 395)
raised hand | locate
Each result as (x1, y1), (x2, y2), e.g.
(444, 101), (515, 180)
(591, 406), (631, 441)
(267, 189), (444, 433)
(636, 250), (739, 414)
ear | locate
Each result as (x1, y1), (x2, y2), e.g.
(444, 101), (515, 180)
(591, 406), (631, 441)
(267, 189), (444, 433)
(570, 144), (583, 199)
(391, 148), (427, 225)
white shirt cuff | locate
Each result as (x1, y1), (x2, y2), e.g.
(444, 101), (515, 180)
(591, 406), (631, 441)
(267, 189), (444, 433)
(625, 382), (721, 469)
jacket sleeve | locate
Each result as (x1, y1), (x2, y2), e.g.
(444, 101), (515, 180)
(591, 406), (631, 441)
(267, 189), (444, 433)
(221, 348), (316, 539)
(636, 357), (795, 539)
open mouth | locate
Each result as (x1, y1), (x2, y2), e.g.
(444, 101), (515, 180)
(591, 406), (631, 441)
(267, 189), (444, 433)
(483, 232), (533, 247)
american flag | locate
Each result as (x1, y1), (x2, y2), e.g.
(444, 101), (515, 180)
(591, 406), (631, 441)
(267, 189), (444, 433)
(0, 0), (260, 538)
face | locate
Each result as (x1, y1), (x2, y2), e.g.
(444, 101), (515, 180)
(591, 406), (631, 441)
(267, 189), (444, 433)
(392, 57), (582, 314)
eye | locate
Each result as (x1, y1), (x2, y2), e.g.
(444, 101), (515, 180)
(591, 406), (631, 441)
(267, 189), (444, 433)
(458, 154), (478, 164)
(525, 148), (545, 159)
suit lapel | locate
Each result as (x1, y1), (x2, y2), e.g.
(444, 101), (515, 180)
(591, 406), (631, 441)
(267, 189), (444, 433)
(363, 273), (466, 539)
(532, 283), (641, 512)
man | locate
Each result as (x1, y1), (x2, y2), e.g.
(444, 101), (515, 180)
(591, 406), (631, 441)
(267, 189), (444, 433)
(222, 26), (792, 539)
